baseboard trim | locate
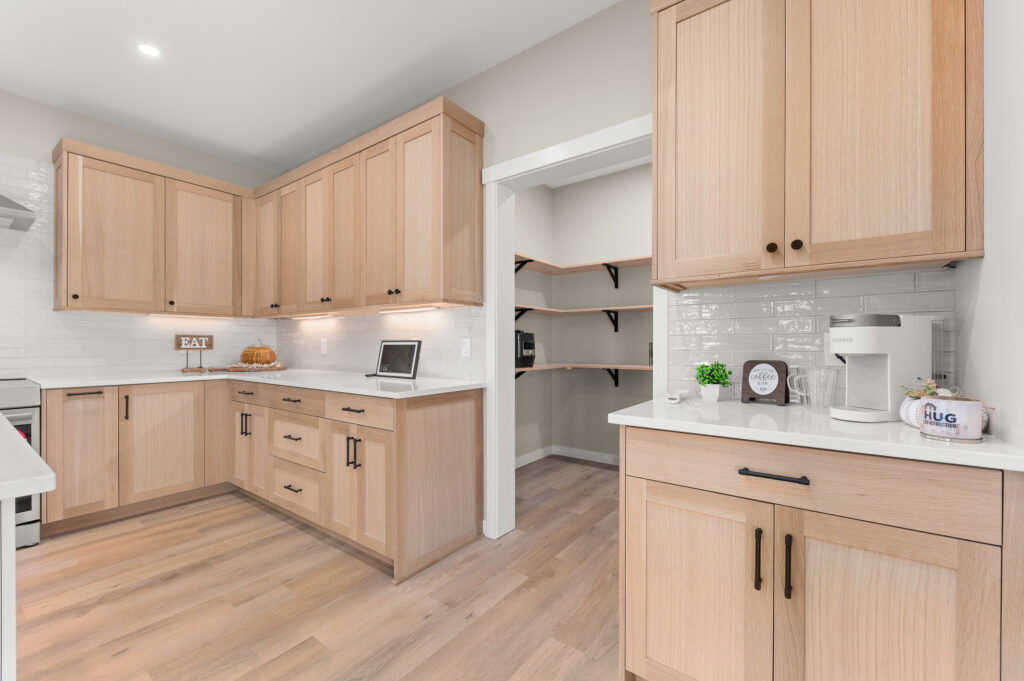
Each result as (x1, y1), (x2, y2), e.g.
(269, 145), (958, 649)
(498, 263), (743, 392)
(515, 447), (554, 469)
(515, 445), (619, 469)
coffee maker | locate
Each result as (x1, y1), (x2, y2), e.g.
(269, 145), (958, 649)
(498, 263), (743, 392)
(515, 330), (536, 368)
(828, 314), (931, 423)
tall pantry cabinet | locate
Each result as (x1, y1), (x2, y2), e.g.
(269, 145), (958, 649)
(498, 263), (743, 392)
(651, 0), (983, 289)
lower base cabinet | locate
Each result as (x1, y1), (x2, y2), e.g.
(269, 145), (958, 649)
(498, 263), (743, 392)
(268, 456), (326, 525)
(621, 426), (1003, 681)
(326, 420), (393, 557)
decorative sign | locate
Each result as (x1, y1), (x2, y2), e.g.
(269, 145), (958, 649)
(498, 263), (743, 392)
(175, 335), (214, 351)
(741, 360), (789, 406)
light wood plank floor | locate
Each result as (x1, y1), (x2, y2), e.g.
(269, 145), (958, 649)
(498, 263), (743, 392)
(17, 457), (619, 681)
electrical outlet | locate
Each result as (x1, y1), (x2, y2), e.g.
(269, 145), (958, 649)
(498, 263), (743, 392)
(461, 337), (472, 358)
(320, 338), (328, 356)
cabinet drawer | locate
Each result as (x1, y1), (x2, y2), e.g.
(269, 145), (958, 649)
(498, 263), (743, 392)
(268, 410), (325, 471)
(324, 392), (395, 431)
(624, 427), (1003, 545)
(229, 380), (264, 403)
(268, 457), (325, 525)
(259, 384), (326, 416)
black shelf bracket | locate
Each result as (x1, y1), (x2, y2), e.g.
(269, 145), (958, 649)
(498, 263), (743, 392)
(605, 368), (620, 387)
(602, 263), (619, 288)
(515, 370), (526, 380)
(514, 259), (534, 274)
(515, 307), (532, 321)
(603, 310), (619, 333)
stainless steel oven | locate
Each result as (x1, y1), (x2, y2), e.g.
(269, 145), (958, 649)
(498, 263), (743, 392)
(0, 379), (42, 548)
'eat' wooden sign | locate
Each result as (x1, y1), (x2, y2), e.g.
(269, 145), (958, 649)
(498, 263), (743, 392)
(175, 335), (214, 351)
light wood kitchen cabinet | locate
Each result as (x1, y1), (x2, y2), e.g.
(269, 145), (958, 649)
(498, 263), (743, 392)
(277, 182), (302, 316)
(268, 456), (325, 525)
(43, 387), (119, 522)
(651, 0), (983, 289)
(165, 180), (241, 315)
(231, 402), (270, 497)
(396, 119), (442, 304)
(59, 153), (166, 312)
(362, 138), (399, 307)
(118, 383), (205, 505)
(230, 402), (250, 489)
(254, 192), (281, 316)
(299, 168), (333, 312)
(268, 409), (325, 471)
(623, 477), (773, 681)
(326, 421), (394, 556)
(330, 155), (363, 308)
(774, 506), (1000, 681)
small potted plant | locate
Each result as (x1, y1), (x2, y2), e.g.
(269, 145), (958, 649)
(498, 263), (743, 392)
(696, 361), (732, 403)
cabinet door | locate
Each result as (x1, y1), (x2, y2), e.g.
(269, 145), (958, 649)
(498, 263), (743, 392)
(396, 118), (441, 304)
(624, 477), (773, 681)
(254, 192), (281, 316)
(277, 182), (302, 315)
(65, 153), (165, 311)
(774, 506), (1000, 681)
(330, 155), (363, 309)
(249, 406), (271, 499)
(165, 180), (241, 315)
(325, 421), (358, 541)
(362, 138), (398, 306)
(654, 0), (785, 281)
(299, 169), (333, 311)
(785, 0), (967, 266)
(43, 387), (119, 522)
(230, 402), (251, 490)
(352, 424), (393, 556)
(441, 116), (484, 305)
(119, 383), (205, 505)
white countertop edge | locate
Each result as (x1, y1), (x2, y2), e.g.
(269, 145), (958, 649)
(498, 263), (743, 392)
(609, 400), (1024, 473)
(28, 370), (486, 400)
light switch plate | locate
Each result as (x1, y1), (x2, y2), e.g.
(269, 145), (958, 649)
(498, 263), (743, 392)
(461, 337), (472, 358)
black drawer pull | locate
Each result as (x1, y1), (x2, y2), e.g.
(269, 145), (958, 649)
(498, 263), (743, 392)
(351, 437), (362, 469)
(124, 395), (130, 420)
(282, 397), (301, 403)
(341, 407), (365, 414)
(283, 484), (302, 494)
(67, 390), (103, 397)
(754, 528), (763, 591)
(282, 434), (302, 442)
(238, 390), (254, 396)
(785, 534), (794, 599)
(738, 467), (809, 486)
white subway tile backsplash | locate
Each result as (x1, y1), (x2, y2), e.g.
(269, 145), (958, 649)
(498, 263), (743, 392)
(701, 334), (772, 351)
(736, 317), (816, 334)
(701, 301), (773, 319)
(734, 280), (815, 301)
(915, 268), (957, 291)
(864, 291), (955, 313)
(773, 296), (864, 317)
(815, 273), (916, 297)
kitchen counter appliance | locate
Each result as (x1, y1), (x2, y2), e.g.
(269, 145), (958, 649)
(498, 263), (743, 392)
(0, 379), (42, 547)
(515, 330), (536, 368)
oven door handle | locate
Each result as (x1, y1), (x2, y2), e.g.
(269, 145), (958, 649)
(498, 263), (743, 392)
(1, 411), (38, 424)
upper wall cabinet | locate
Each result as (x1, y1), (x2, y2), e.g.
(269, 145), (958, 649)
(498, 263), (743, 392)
(54, 140), (248, 315)
(651, 0), (983, 289)
(254, 192), (281, 316)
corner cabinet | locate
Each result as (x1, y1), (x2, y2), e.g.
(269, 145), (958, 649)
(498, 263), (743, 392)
(620, 426), (1003, 681)
(651, 0), (983, 289)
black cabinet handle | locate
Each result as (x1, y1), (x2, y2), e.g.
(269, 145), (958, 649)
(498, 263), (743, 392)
(324, 296), (332, 302)
(784, 534), (794, 599)
(387, 289), (394, 295)
(240, 412), (245, 436)
(765, 242), (778, 253)
(66, 390), (103, 397)
(791, 239), (804, 250)
(282, 434), (302, 442)
(738, 467), (809, 486)
(394, 288), (401, 294)
(270, 303), (279, 309)
(283, 484), (302, 494)
(238, 390), (254, 396)
(351, 437), (362, 469)
(71, 293), (80, 300)
(168, 300), (175, 306)
(754, 528), (763, 591)
(282, 397), (301, 403)
(320, 297), (326, 303)
(341, 407), (365, 414)
(124, 395), (129, 420)
(346, 435), (353, 467)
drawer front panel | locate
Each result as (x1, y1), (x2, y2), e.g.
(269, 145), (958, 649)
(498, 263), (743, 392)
(324, 392), (395, 430)
(269, 457), (325, 525)
(268, 410), (324, 471)
(624, 427), (1002, 545)
(229, 380), (264, 403)
(233, 382), (325, 417)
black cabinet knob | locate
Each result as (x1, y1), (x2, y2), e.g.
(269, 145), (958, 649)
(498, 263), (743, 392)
(791, 239), (804, 250)
(325, 297), (332, 302)
(394, 288), (401, 295)
(168, 300), (175, 306)
(387, 289), (394, 295)
(765, 242), (778, 253)
(319, 297), (325, 303)
(71, 293), (80, 300)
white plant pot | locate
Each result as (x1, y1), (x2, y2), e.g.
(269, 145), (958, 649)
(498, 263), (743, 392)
(701, 384), (721, 403)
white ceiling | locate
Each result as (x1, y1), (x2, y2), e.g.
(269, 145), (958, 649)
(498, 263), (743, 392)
(0, 0), (619, 176)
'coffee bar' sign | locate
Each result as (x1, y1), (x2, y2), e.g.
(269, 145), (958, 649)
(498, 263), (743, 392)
(175, 335), (214, 351)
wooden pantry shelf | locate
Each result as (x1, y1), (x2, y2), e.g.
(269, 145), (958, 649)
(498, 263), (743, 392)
(514, 304), (652, 316)
(514, 363), (653, 387)
(514, 252), (652, 287)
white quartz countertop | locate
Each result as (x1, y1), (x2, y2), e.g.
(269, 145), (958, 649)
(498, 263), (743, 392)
(0, 415), (55, 499)
(29, 369), (485, 400)
(609, 399), (1024, 472)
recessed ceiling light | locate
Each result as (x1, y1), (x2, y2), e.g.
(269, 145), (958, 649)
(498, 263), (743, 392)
(137, 44), (160, 58)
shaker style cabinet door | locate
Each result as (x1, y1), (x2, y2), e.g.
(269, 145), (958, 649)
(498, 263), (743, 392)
(254, 192), (282, 317)
(230, 402), (251, 490)
(65, 154), (166, 312)
(164, 179), (241, 315)
(785, 0), (968, 266)
(774, 506), (1000, 681)
(330, 155), (363, 309)
(43, 387), (119, 522)
(361, 138), (399, 307)
(653, 0), (786, 281)
(248, 406), (271, 499)
(118, 383), (205, 505)
(299, 168), (333, 312)
(352, 424), (393, 557)
(277, 182), (303, 316)
(396, 118), (442, 304)
(325, 421), (359, 541)
(624, 477), (774, 681)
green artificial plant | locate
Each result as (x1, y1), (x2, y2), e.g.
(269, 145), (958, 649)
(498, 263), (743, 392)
(696, 361), (732, 387)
